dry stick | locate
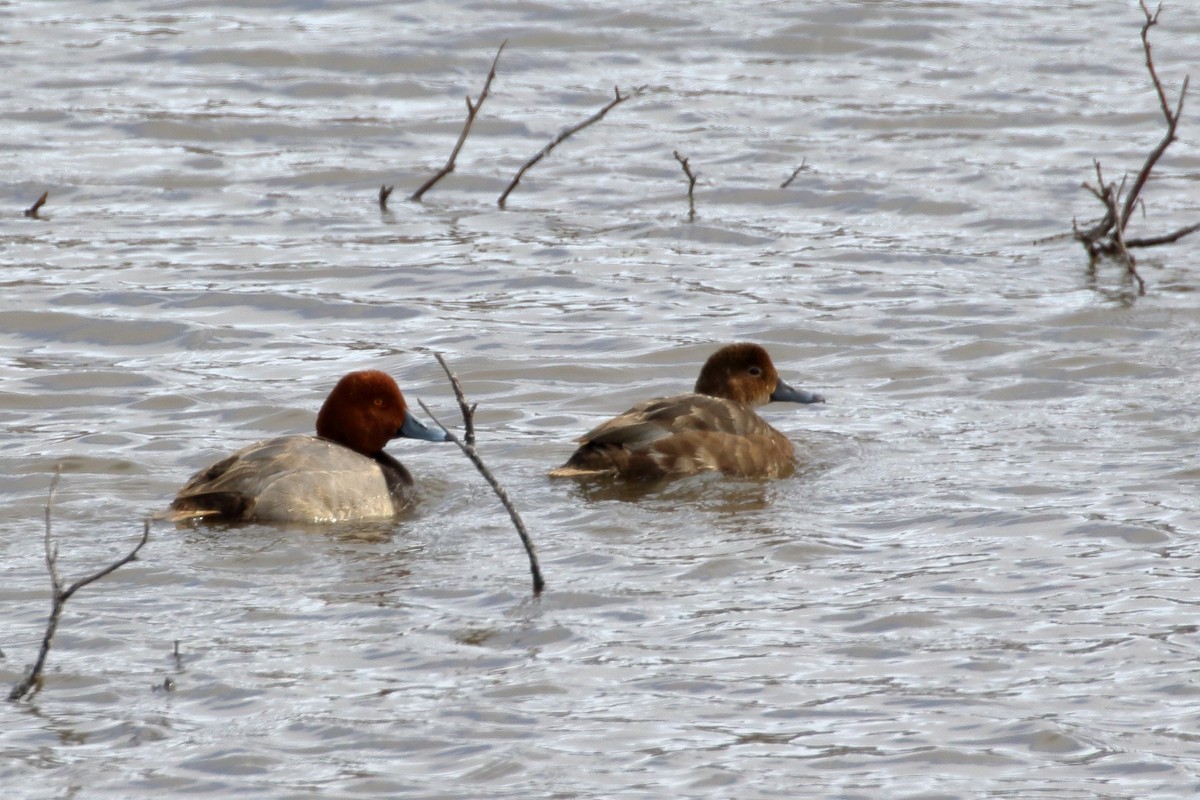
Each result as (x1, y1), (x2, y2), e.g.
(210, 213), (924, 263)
(498, 85), (640, 209)
(378, 185), (394, 210)
(1071, 3), (1194, 292)
(1110, 197), (1145, 295)
(1126, 221), (1200, 248)
(672, 150), (697, 221)
(1082, 162), (1145, 292)
(23, 191), (48, 218)
(1119, 1), (1189, 233)
(1033, 230), (1077, 246)
(418, 354), (545, 596)
(1081, 162), (1123, 252)
(9, 468), (151, 702)
(780, 159), (807, 189)
(405, 41), (507, 205)
(1079, 160), (1119, 249)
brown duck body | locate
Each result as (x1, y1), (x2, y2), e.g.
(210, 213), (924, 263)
(551, 343), (824, 482)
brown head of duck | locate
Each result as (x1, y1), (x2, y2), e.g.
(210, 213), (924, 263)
(692, 342), (825, 407)
(551, 343), (824, 483)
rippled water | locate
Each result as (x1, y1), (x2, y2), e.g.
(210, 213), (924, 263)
(3, 1), (1200, 797)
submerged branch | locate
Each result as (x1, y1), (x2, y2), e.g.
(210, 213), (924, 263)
(419, 354), (545, 596)
(1118, 2), (1189, 232)
(780, 159), (807, 189)
(23, 191), (48, 219)
(408, 41), (507, 204)
(1066, 2), (1193, 294)
(1124, 220), (1200, 248)
(498, 85), (642, 208)
(378, 184), (394, 209)
(1076, 162), (1145, 294)
(672, 150), (697, 222)
(9, 468), (150, 702)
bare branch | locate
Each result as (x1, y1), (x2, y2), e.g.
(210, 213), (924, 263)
(379, 184), (394, 209)
(9, 468), (151, 702)
(419, 354), (544, 595)
(1140, 1), (1169, 120)
(780, 159), (807, 189)
(1075, 164), (1146, 292)
(1065, 7), (1194, 293)
(1032, 229), (1077, 246)
(1076, 162), (1118, 246)
(1119, 2), (1188, 232)
(23, 191), (48, 218)
(59, 523), (149, 604)
(408, 41), (507, 204)
(436, 352), (476, 449)
(1125, 220), (1200, 248)
(498, 85), (643, 209)
(672, 150), (697, 221)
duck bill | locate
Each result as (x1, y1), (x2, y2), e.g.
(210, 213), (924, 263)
(771, 379), (825, 405)
(398, 410), (451, 442)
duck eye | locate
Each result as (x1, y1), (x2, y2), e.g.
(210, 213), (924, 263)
(374, 398), (384, 407)
(748, 366), (762, 377)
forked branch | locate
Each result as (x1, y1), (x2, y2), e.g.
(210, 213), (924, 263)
(498, 85), (643, 208)
(418, 354), (545, 595)
(672, 150), (697, 221)
(9, 468), (151, 702)
(407, 42), (507, 204)
(1070, 2), (1196, 291)
(1077, 161), (1145, 293)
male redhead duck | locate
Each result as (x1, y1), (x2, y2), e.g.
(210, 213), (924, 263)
(169, 370), (448, 523)
(550, 343), (824, 482)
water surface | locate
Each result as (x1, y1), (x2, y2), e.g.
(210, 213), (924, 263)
(3, 1), (1200, 797)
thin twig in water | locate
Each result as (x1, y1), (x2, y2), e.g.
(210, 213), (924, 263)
(1125, 221), (1200, 248)
(418, 354), (545, 596)
(498, 85), (643, 208)
(23, 191), (48, 219)
(8, 467), (151, 702)
(378, 184), (394, 209)
(672, 150), (697, 221)
(1032, 230), (1077, 246)
(780, 159), (806, 189)
(1079, 161), (1145, 293)
(408, 41), (507, 204)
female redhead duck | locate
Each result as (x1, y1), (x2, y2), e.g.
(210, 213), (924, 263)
(550, 343), (824, 482)
(170, 370), (448, 523)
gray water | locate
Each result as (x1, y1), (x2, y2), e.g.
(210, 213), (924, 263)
(3, 1), (1200, 797)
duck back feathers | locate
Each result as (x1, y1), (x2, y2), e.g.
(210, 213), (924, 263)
(169, 369), (446, 523)
(551, 343), (824, 482)
(171, 435), (405, 522)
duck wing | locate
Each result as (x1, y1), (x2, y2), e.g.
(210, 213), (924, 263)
(580, 394), (778, 445)
(169, 435), (396, 522)
(554, 394), (795, 480)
